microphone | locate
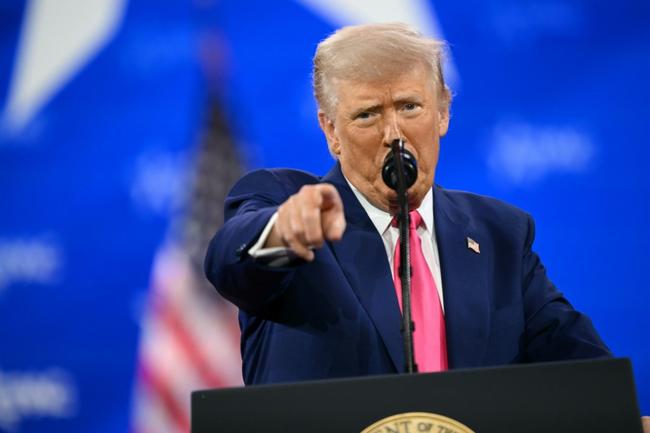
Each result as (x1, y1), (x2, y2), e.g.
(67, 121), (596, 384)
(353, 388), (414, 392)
(381, 138), (419, 373)
(382, 139), (418, 190)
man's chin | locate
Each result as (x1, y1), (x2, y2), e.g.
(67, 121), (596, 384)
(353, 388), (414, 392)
(386, 190), (423, 215)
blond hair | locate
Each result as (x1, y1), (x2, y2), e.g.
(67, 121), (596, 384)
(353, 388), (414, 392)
(313, 22), (451, 118)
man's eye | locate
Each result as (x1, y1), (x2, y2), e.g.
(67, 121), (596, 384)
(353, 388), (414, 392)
(356, 112), (372, 120)
(403, 103), (418, 111)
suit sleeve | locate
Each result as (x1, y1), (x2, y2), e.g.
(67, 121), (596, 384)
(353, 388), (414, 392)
(204, 170), (308, 314)
(521, 213), (612, 361)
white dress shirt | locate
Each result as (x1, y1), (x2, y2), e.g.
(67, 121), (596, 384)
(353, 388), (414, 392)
(346, 181), (445, 311)
(249, 180), (445, 310)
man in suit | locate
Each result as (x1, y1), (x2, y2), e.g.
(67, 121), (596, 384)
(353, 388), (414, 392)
(204, 22), (610, 385)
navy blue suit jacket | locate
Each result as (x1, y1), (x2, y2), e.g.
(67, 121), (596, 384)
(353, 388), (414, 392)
(205, 163), (610, 385)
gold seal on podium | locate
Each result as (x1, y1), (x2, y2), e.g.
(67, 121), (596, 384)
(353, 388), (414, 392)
(361, 412), (475, 433)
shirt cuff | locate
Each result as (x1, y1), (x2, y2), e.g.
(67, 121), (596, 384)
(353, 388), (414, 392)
(248, 212), (293, 267)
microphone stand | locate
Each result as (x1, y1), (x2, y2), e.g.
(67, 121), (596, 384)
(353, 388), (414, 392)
(390, 139), (417, 374)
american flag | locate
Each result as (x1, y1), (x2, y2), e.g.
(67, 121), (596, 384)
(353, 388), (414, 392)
(131, 107), (244, 433)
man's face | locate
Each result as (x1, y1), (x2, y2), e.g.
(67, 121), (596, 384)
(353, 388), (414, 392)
(319, 65), (449, 213)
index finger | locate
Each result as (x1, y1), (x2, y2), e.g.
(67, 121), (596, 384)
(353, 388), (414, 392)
(316, 184), (346, 241)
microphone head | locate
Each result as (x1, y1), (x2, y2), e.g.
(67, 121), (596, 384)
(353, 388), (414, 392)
(382, 142), (418, 190)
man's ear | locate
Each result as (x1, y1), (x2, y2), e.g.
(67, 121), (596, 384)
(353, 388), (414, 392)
(438, 105), (450, 137)
(318, 110), (341, 156)
(437, 88), (451, 137)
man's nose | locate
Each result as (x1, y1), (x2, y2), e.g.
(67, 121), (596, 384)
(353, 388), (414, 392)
(382, 110), (403, 146)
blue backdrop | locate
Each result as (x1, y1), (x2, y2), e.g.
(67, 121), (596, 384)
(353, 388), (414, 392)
(0, 0), (648, 432)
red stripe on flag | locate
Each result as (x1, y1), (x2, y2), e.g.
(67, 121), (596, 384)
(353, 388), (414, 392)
(138, 363), (190, 433)
(155, 296), (228, 388)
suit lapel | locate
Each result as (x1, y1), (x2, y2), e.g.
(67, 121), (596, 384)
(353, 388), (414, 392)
(433, 186), (490, 368)
(320, 164), (491, 371)
(322, 164), (404, 373)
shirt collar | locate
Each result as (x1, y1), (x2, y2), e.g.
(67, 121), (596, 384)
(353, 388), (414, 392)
(344, 177), (434, 236)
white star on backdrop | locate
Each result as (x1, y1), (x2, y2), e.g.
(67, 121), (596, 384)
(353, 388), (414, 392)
(2, 0), (126, 133)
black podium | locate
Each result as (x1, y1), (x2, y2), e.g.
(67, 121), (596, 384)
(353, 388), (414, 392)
(192, 358), (643, 433)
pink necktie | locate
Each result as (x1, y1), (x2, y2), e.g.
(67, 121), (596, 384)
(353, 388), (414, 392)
(392, 210), (448, 372)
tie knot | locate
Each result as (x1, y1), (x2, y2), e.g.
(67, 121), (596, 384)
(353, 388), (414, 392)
(409, 210), (423, 229)
(391, 210), (424, 230)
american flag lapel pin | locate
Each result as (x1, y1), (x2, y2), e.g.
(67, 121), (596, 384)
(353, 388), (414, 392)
(467, 237), (480, 254)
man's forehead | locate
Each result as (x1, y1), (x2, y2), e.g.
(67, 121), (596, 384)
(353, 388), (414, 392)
(332, 63), (430, 87)
(333, 71), (435, 103)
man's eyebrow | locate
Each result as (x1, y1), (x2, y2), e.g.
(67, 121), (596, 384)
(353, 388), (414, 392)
(349, 104), (382, 117)
(393, 94), (424, 104)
